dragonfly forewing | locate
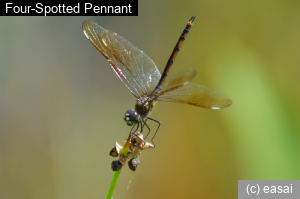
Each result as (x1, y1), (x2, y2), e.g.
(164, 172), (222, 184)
(83, 20), (161, 97)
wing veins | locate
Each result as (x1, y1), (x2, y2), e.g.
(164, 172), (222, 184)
(83, 20), (161, 98)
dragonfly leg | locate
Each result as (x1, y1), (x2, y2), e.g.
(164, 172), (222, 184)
(140, 119), (144, 133)
(130, 122), (138, 133)
(130, 122), (141, 140)
(142, 118), (151, 139)
(141, 118), (147, 130)
(131, 120), (147, 141)
(130, 119), (148, 146)
(130, 124), (136, 133)
(145, 116), (161, 148)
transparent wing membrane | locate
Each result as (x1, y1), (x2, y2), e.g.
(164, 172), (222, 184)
(158, 68), (197, 96)
(82, 20), (161, 97)
(158, 83), (232, 109)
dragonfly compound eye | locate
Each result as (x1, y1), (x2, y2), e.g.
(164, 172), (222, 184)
(124, 109), (139, 126)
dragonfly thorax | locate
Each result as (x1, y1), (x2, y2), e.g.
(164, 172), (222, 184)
(135, 96), (156, 117)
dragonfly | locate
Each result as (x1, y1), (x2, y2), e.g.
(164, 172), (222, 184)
(82, 16), (232, 146)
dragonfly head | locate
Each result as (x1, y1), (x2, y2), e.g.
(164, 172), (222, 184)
(124, 109), (140, 126)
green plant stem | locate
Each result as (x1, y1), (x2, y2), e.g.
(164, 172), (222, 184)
(106, 168), (122, 199)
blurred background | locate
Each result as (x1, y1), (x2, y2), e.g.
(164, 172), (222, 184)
(1, 0), (300, 198)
